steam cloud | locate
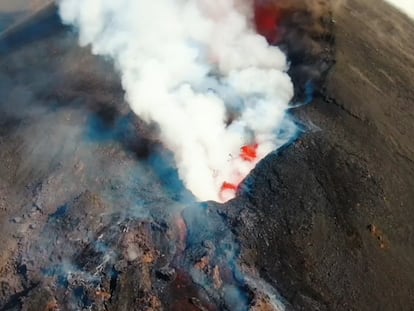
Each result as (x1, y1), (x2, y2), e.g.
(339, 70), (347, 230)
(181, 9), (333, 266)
(59, 0), (295, 202)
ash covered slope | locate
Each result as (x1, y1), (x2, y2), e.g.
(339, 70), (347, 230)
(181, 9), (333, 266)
(228, 0), (414, 310)
(0, 0), (413, 310)
(0, 2), (319, 310)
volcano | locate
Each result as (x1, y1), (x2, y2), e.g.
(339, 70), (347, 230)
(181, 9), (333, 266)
(0, 0), (414, 311)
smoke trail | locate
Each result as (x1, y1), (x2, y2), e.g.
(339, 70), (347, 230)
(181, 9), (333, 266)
(58, 0), (295, 202)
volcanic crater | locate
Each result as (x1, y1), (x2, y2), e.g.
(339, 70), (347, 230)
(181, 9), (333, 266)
(0, 1), (413, 311)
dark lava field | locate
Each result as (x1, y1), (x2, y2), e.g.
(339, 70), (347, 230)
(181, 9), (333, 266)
(0, 0), (413, 310)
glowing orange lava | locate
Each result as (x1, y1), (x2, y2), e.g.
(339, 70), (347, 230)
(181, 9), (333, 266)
(219, 143), (260, 200)
(254, 0), (281, 43)
(221, 182), (238, 192)
(241, 143), (258, 162)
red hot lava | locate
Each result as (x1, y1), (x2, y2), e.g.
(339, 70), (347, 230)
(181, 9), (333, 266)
(220, 143), (259, 200)
(241, 143), (258, 162)
(219, 1), (283, 201)
(221, 182), (239, 192)
(254, 0), (282, 43)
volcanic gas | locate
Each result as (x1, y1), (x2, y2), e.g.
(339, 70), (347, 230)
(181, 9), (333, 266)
(59, 0), (296, 202)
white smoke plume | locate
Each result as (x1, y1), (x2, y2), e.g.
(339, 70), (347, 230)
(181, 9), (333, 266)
(59, 0), (295, 202)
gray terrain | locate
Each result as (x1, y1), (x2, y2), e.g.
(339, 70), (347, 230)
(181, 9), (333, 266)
(0, 0), (413, 310)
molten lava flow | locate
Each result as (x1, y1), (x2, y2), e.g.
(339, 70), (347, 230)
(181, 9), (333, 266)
(220, 144), (260, 201)
(221, 182), (238, 192)
(254, 0), (281, 43)
(220, 182), (239, 202)
(241, 143), (259, 162)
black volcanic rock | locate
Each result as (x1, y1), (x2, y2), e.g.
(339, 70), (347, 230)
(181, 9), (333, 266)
(225, 0), (414, 310)
(0, 0), (413, 310)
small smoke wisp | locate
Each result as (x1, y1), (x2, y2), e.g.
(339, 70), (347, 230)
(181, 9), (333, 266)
(59, 0), (295, 202)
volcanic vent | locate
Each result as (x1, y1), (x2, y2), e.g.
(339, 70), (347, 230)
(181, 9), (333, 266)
(0, 0), (335, 310)
(58, 0), (299, 203)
